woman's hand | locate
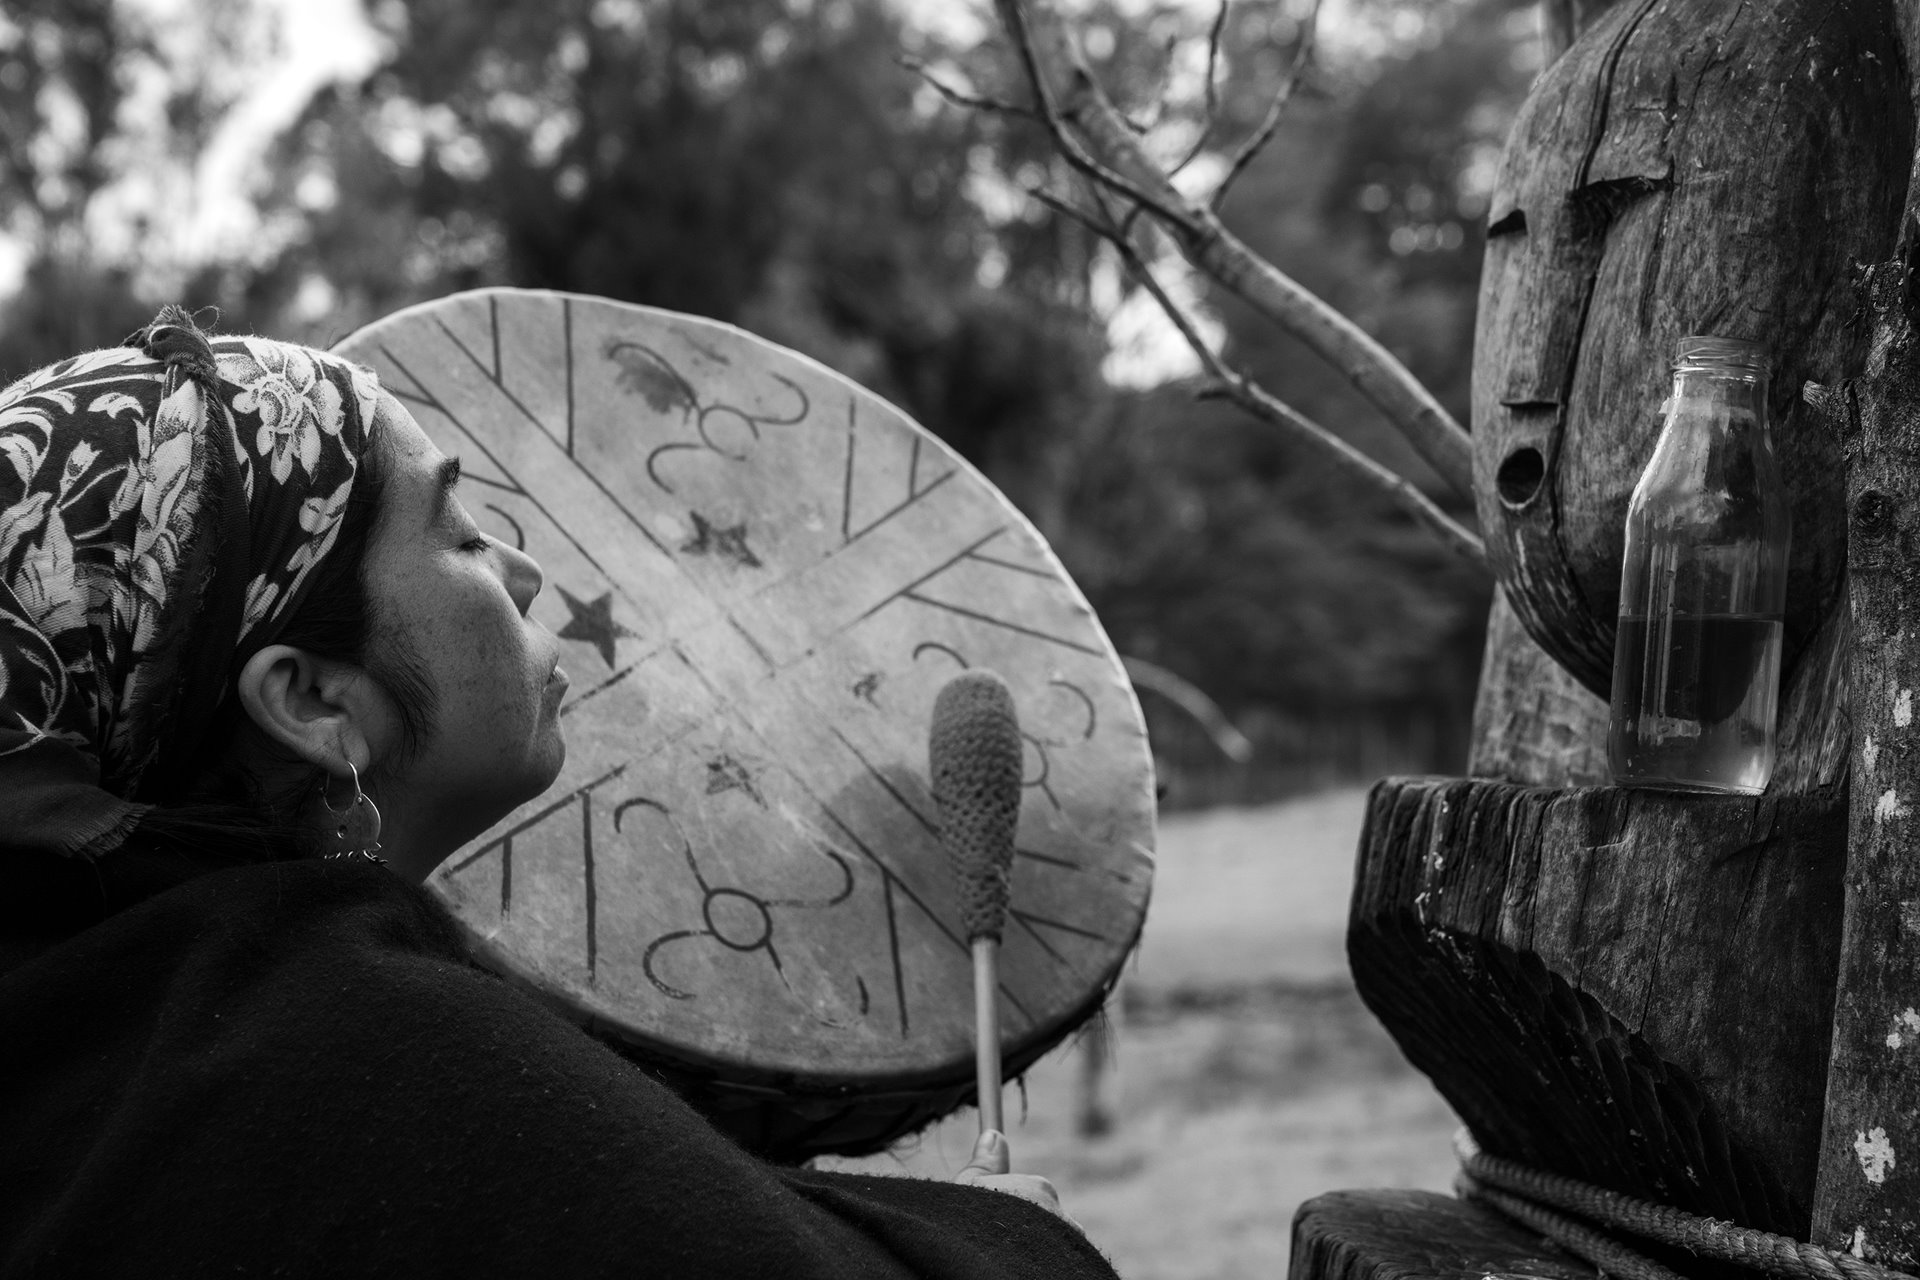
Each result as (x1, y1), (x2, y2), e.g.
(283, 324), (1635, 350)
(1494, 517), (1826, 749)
(953, 1130), (1080, 1229)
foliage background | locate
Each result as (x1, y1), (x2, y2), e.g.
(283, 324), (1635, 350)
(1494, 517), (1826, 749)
(0, 0), (1541, 804)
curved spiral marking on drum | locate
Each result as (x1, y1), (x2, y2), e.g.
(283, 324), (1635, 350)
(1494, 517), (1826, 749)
(759, 841), (856, 909)
(1026, 677), (1098, 749)
(1020, 732), (1063, 812)
(1046, 678), (1098, 742)
(618, 793), (859, 1006)
(609, 336), (811, 493)
(640, 931), (702, 1001)
(645, 442), (705, 494)
(911, 641), (968, 670)
(615, 798), (706, 1000)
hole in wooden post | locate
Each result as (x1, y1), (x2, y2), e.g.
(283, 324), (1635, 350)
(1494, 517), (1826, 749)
(1853, 489), (1897, 542)
(1496, 447), (1546, 507)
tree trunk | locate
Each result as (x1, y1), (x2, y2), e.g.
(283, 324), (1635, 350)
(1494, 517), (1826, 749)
(1811, 0), (1920, 1238)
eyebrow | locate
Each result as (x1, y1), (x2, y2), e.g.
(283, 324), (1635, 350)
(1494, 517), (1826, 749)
(431, 456), (462, 521)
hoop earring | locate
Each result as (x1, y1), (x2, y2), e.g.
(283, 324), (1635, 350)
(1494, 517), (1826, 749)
(321, 760), (386, 865)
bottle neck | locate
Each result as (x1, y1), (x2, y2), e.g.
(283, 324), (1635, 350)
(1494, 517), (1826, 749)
(1669, 368), (1769, 427)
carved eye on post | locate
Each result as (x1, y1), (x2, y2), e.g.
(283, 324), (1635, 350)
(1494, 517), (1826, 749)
(1566, 173), (1674, 241)
(1487, 207), (1528, 239)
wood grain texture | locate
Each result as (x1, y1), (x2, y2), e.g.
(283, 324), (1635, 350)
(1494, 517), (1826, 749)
(1811, 238), (1920, 1264)
(1349, 776), (1847, 1237)
(334, 289), (1155, 1159)
(1473, 0), (1910, 700)
(1290, 1190), (1595, 1280)
(1540, 0), (1633, 66)
(1467, 588), (1609, 788)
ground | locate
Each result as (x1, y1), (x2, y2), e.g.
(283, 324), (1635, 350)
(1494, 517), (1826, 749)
(818, 786), (1463, 1280)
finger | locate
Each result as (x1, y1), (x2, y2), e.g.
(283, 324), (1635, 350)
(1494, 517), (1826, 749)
(954, 1128), (1010, 1181)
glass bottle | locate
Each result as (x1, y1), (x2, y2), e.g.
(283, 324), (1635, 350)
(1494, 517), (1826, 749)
(1607, 335), (1791, 795)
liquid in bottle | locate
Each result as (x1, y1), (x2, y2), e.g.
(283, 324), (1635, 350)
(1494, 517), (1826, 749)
(1607, 336), (1790, 795)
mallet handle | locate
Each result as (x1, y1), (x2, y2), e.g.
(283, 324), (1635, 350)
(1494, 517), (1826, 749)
(972, 936), (1003, 1135)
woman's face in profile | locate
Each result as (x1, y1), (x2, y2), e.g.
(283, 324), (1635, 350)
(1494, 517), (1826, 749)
(359, 394), (569, 862)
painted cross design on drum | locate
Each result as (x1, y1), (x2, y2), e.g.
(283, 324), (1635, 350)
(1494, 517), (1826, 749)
(335, 289), (1155, 1105)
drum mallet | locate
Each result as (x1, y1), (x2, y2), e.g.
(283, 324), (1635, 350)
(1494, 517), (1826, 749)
(929, 669), (1025, 1137)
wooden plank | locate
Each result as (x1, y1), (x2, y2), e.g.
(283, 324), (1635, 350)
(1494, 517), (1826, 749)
(1289, 1190), (1594, 1280)
(1349, 776), (1847, 1237)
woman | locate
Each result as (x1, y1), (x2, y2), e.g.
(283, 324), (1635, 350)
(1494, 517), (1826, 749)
(0, 309), (1115, 1278)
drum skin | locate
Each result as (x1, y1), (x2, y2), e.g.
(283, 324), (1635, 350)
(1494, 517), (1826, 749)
(334, 290), (1156, 1161)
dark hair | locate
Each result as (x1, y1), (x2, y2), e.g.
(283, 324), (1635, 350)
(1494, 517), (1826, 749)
(127, 427), (440, 867)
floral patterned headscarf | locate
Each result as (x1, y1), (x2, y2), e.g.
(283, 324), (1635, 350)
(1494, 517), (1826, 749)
(0, 307), (383, 859)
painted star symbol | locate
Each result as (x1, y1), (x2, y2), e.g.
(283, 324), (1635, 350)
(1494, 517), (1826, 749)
(555, 586), (638, 670)
(681, 511), (762, 568)
(705, 754), (764, 806)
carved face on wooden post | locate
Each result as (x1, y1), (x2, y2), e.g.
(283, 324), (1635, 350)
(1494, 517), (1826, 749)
(1471, 0), (1910, 699)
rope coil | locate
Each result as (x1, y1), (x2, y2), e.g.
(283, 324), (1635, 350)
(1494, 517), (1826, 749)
(1454, 1131), (1920, 1280)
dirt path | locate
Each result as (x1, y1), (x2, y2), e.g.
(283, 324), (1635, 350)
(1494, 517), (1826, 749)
(820, 787), (1461, 1279)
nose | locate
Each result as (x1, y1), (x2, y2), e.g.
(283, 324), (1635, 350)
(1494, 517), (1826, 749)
(496, 536), (544, 616)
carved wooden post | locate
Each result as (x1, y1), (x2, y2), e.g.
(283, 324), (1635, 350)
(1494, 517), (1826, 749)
(1293, 0), (1920, 1272)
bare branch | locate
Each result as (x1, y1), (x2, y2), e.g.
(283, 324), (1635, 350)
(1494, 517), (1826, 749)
(1121, 654), (1255, 763)
(1214, 0), (1322, 209)
(1029, 184), (1102, 230)
(995, 0), (1198, 231)
(1202, 2), (1228, 124)
(1167, 0), (1232, 178)
(1080, 190), (1486, 568)
(899, 55), (1034, 118)
(991, 0), (1475, 502)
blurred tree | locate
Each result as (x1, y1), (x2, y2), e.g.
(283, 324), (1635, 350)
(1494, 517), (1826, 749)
(0, 0), (133, 242)
(1057, 382), (1486, 739)
(0, 0), (270, 382)
(247, 0), (1106, 533)
(0, 0), (1535, 793)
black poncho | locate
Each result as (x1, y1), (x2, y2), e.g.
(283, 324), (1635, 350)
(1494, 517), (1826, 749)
(0, 858), (1118, 1279)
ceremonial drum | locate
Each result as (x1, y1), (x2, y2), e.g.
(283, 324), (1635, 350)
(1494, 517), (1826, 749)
(335, 290), (1156, 1161)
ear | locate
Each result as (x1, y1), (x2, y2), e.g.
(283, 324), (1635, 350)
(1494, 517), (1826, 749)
(234, 643), (381, 774)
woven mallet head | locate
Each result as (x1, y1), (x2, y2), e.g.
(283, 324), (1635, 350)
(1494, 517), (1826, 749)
(929, 670), (1024, 943)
